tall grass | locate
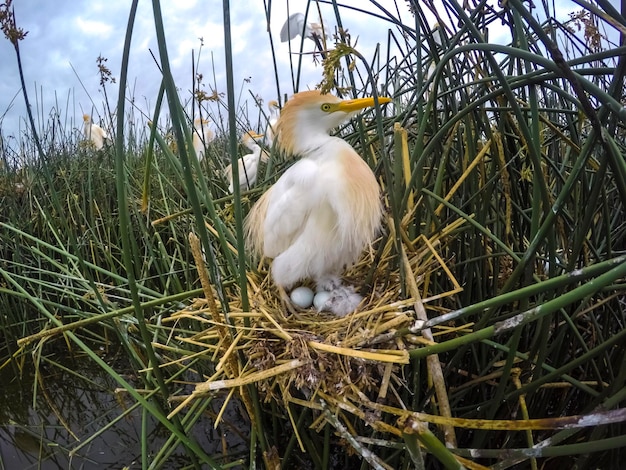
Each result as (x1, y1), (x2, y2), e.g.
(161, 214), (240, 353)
(0, 0), (625, 468)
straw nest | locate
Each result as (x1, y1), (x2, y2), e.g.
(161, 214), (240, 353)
(159, 215), (467, 465)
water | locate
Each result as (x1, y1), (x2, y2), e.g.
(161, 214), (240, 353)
(0, 350), (249, 469)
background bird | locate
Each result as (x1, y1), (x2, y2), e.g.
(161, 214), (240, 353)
(192, 118), (215, 161)
(280, 12), (329, 58)
(225, 130), (267, 194)
(245, 90), (391, 316)
(264, 100), (280, 148)
(82, 114), (109, 150)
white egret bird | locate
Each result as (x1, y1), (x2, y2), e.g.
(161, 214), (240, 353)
(225, 131), (267, 194)
(192, 118), (215, 161)
(82, 114), (109, 150)
(245, 90), (391, 316)
(280, 12), (330, 59)
(280, 12), (329, 43)
(264, 100), (280, 148)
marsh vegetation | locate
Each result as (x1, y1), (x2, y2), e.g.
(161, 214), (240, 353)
(0, 0), (625, 468)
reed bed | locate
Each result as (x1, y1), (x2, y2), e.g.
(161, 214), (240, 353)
(1, 0), (625, 468)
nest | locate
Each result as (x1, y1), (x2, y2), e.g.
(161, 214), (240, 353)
(159, 217), (466, 467)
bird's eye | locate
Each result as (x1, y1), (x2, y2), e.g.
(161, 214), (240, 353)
(320, 103), (332, 112)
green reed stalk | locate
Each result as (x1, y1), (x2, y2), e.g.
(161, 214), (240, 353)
(410, 258), (626, 359)
(116, 2), (206, 467)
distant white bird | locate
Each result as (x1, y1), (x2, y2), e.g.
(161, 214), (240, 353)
(280, 12), (330, 57)
(225, 130), (267, 193)
(264, 100), (280, 148)
(245, 90), (391, 316)
(431, 22), (445, 49)
(423, 24), (443, 106)
(192, 118), (215, 161)
(280, 12), (329, 42)
(82, 114), (109, 150)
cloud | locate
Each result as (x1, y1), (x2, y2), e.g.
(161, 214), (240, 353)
(74, 17), (114, 38)
(0, 0), (586, 141)
(0, 1), (389, 138)
(1, 1), (363, 138)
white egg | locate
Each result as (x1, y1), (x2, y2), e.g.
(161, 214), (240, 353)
(290, 286), (314, 308)
(313, 291), (332, 311)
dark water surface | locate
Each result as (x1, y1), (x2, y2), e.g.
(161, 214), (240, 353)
(0, 350), (249, 469)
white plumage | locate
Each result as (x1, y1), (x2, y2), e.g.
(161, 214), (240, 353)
(245, 90), (390, 316)
(192, 118), (215, 161)
(280, 12), (329, 43)
(225, 130), (267, 193)
(82, 114), (109, 150)
(264, 100), (280, 148)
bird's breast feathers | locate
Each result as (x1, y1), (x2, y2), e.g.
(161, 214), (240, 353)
(260, 140), (381, 257)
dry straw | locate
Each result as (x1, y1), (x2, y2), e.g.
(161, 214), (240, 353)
(158, 185), (466, 463)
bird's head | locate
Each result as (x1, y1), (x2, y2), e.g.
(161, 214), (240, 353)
(242, 130), (264, 149)
(267, 100), (281, 122)
(83, 114), (91, 123)
(276, 90), (391, 156)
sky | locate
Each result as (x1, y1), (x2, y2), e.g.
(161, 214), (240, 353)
(0, 0), (598, 144)
(0, 0), (420, 143)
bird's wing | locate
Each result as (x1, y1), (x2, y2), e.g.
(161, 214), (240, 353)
(226, 153), (261, 193)
(192, 133), (204, 159)
(264, 118), (278, 147)
(224, 163), (233, 180)
(280, 13), (305, 42)
(224, 164), (234, 193)
(98, 126), (109, 140)
(239, 154), (260, 188)
(262, 158), (320, 258)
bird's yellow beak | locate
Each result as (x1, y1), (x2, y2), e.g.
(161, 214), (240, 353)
(336, 96), (391, 113)
(248, 132), (264, 139)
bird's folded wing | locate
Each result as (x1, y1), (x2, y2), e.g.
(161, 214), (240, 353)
(262, 159), (320, 258)
(239, 156), (258, 185)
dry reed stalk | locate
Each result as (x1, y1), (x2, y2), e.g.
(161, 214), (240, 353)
(397, 220), (457, 448)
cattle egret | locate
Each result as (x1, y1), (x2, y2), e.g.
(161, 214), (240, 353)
(245, 90), (391, 316)
(225, 131), (267, 193)
(192, 118), (215, 161)
(280, 12), (329, 43)
(264, 100), (280, 148)
(82, 114), (109, 150)
(280, 12), (330, 59)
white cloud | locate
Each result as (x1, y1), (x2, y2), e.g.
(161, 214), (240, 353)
(174, 0), (198, 12)
(0, 0), (430, 139)
(0, 0), (600, 141)
(75, 17), (114, 38)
